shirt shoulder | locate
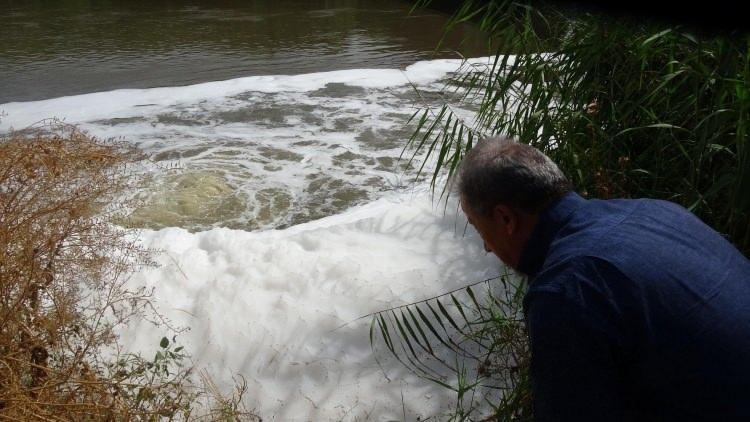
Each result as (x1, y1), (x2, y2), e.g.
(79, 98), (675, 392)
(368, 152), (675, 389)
(542, 197), (746, 285)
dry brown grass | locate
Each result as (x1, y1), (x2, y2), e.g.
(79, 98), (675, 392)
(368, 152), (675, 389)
(0, 122), (258, 421)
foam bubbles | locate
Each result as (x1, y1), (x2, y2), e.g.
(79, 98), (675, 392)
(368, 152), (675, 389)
(1, 57), (491, 231)
(119, 188), (500, 420)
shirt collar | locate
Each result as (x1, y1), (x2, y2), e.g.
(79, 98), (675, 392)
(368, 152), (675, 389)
(517, 191), (586, 277)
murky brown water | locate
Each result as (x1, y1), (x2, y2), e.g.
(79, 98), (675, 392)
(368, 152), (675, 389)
(0, 0), (487, 103)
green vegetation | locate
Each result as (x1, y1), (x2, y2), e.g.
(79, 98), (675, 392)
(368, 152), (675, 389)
(370, 272), (531, 420)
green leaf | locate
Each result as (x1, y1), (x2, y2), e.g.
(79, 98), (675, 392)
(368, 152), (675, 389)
(451, 294), (471, 328)
(615, 123), (689, 137)
(160, 336), (169, 348)
(407, 307), (434, 354)
(417, 304), (453, 351)
(642, 29), (672, 47)
(392, 310), (417, 358)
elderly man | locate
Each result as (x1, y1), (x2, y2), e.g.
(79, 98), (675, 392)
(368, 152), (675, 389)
(458, 136), (750, 420)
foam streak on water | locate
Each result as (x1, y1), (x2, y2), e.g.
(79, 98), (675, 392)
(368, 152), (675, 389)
(0, 57), (495, 231)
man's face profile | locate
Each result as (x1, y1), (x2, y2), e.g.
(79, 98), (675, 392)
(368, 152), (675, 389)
(461, 198), (521, 269)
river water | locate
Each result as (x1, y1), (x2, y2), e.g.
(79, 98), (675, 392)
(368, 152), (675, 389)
(1, 0), (487, 104)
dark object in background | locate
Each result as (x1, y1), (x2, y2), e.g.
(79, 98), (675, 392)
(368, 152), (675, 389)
(425, 0), (748, 34)
(551, 0), (747, 34)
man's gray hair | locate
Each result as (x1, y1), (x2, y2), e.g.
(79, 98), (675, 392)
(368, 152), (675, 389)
(457, 136), (572, 215)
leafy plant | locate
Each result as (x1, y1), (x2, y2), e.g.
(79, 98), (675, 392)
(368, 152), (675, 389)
(370, 272), (532, 420)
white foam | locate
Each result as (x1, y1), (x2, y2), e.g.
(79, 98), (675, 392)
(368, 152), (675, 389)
(1, 57), (496, 232)
(119, 188), (501, 420)
(0, 57), (494, 132)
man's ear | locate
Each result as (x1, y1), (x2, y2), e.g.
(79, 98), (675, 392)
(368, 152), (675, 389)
(492, 204), (517, 235)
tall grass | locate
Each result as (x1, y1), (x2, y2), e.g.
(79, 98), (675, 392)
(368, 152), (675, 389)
(371, 1), (749, 420)
(410, 0), (750, 255)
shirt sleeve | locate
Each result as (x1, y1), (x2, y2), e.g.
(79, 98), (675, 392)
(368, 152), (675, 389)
(526, 289), (623, 421)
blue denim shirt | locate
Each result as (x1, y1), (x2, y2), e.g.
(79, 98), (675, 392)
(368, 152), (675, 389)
(519, 192), (750, 421)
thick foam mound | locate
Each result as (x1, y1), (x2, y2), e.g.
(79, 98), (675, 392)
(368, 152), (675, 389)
(119, 188), (500, 420)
